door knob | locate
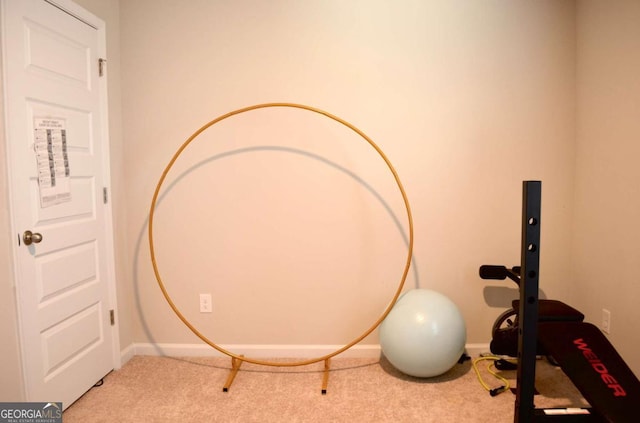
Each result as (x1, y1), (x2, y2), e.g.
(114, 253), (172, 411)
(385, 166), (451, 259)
(23, 230), (43, 246)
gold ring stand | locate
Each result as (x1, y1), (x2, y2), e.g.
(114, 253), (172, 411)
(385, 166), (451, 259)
(148, 103), (414, 393)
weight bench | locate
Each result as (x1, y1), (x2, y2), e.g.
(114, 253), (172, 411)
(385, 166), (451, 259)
(538, 321), (640, 422)
(488, 298), (585, 357)
(481, 181), (640, 422)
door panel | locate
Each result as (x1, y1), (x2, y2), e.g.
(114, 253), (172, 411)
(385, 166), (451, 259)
(25, 18), (91, 88)
(42, 303), (103, 378)
(2, 0), (116, 408)
(37, 242), (98, 300)
(32, 177), (96, 224)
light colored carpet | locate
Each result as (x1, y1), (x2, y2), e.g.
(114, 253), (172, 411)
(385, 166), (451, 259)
(63, 355), (587, 422)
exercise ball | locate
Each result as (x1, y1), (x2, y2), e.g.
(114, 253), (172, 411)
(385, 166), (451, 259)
(379, 289), (467, 377)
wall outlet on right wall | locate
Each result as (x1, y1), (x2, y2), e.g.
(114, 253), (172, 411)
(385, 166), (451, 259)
(602, 308), (611, 334)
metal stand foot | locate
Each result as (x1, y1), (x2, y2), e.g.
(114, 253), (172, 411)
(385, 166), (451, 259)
(321, 358), (330, 395)
(223, 355), (244, 392)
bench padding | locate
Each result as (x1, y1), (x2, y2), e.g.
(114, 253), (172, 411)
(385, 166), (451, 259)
(538, 321), (640, 423)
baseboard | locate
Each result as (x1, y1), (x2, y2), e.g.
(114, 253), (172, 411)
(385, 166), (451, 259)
(121, 342), (491, 362)
(465, 343), (491, 357)
(120, 343), (136, 365)
(126, 343), (382, 359)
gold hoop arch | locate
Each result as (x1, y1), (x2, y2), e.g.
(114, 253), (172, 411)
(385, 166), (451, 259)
(148, 103), (414, 367)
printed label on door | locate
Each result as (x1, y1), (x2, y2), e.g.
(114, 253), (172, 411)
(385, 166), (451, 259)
(34, 117), (71, 208)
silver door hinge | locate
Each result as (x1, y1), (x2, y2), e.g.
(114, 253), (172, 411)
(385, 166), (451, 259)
(103, 187), (108, 204)
(110, 309), (115, 326)
(99, 58), (106, 77)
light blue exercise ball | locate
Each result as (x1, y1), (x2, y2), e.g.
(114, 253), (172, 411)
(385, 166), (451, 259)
(379, 289), (467, 378)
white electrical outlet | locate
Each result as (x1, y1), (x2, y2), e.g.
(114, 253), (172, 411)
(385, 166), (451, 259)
(200, 294), (212, 313)
(602, 308), (611, 334)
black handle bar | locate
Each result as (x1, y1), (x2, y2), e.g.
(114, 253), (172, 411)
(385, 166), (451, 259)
(479, 265), (521, 284)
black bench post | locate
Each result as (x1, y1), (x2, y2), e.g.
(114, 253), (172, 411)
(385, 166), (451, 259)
(515, 181), (542, 422)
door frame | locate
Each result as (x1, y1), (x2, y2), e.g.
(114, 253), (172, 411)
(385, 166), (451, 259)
(1, 0), (122, 400)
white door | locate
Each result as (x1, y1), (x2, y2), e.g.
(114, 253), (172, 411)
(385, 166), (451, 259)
(1, 0), (118, 408)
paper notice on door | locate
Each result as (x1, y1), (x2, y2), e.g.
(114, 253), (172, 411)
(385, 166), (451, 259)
(34, 118), (71, 208)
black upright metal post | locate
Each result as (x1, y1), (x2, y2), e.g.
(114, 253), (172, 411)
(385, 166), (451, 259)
(515, 181), (542, 422)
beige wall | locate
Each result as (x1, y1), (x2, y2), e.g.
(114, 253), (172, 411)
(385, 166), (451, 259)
(121, 0), (577, 348)
(573, 0), (640, 374)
